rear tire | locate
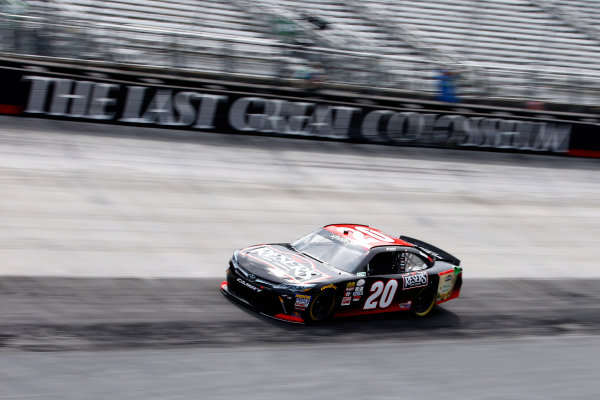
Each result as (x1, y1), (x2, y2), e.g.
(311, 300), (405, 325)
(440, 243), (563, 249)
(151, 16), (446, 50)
(412, 286), (436, 317)
(307, 290), (336, 322)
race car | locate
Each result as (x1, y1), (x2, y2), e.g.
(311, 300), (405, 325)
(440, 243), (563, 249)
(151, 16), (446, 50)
(220, 224), (462, 324)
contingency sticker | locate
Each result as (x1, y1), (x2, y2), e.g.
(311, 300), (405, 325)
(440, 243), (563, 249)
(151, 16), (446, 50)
(352, 286), (364, 301)
(437, 272), (456, 301)
(294, 294), (312, 311)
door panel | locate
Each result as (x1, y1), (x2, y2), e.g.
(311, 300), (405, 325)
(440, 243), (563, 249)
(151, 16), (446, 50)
(334, 276), (409, 317)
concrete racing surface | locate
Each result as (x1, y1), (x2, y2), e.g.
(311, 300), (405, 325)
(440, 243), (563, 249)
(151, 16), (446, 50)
(1, 116), (600, 399)
(1, 116), (599, 279)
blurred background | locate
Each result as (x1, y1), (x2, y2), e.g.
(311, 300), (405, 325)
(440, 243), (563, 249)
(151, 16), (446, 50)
(2, 0), (600, 111)
(1, 1), (600, 399)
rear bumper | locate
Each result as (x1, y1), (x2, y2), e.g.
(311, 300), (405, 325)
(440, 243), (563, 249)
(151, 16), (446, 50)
(220, 281), (305, 324)
(436, 272), (462, 305)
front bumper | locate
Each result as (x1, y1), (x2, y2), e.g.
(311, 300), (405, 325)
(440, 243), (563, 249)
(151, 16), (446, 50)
(221, 263), (307, 324)
(220, 281), (305, 324)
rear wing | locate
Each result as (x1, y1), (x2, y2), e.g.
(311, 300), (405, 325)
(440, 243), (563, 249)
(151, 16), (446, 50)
(400, 236), (461, 266)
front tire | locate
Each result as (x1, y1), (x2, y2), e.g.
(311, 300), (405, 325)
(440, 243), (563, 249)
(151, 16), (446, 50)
(307, 290), (336, 322)
(412, 286), (436, 317)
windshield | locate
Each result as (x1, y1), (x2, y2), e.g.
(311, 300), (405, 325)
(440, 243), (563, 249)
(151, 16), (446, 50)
(291, 229), (368, 273)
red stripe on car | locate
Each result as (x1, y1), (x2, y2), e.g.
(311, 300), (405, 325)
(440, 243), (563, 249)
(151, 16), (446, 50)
(0, 105), (23, 115)
(568, 149), (600, 158)
(273, 313), (305, 323)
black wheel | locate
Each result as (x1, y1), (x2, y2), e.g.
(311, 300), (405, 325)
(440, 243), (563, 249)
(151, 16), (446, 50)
(307, 290), (336, 322)
(412, 286), (436, 317)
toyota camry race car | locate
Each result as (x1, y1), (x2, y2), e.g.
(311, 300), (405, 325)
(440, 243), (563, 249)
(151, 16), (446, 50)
(220, 224), (462, 324)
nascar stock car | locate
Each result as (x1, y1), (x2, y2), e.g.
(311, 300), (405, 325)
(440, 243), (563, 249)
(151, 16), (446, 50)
(220, 224), (462, 324)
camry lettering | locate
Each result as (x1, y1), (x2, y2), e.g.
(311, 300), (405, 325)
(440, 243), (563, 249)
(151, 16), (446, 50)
(237, 278), (262, 292)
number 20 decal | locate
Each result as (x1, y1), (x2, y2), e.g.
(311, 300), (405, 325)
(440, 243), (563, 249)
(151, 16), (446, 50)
(363, 280), (399, 310)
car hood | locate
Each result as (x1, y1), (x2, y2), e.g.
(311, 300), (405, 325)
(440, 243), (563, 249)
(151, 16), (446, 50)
(234, 244), (339, 284)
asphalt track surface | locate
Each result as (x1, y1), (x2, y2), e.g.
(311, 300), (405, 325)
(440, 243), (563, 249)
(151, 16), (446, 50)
(1, 277), (600, 399)
(1, 116), (600, 399)
(1, 277), (600, 351)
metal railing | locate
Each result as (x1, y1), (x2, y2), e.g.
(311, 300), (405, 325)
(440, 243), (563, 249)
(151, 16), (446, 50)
(1, 12), (600, 108)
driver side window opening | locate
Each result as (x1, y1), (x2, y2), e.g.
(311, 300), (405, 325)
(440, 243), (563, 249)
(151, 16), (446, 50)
(367, 251), (430, 275)
(368, 251), (403, 275)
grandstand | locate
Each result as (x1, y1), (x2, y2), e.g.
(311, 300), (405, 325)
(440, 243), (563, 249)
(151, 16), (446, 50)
(2, 0), (600, 107)
(369, 0), (600, 72)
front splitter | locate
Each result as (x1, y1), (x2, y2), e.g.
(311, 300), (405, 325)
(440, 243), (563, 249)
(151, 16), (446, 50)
(220, 281), (305, 324)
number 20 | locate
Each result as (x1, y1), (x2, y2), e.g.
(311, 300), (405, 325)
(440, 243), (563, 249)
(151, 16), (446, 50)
(363, 280), (398, 310)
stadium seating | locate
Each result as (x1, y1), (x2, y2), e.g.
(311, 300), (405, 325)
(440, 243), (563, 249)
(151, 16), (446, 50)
(366, 0), (600, 72)
(252, 0), (600, 102)
(259, 0), (410, 54)
(11, 0), (600, 105)
(22, 0), (284, 74)
(33, 0), (268, 38)
(545, 0), (600, 36)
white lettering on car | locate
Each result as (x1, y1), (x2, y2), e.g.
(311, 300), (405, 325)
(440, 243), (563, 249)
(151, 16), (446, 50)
(402, 272), (428, 289)
(363, 280), (399, 310)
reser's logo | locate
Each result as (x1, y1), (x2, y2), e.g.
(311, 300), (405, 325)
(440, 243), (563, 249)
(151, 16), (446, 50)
(402, 272), (428, 290)
(250, 246), (325, 283)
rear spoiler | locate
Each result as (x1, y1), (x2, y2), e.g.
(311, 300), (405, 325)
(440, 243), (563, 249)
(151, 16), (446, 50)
(400, 236), (461, 266)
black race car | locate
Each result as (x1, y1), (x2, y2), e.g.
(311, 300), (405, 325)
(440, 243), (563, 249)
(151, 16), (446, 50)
(220, 224), (462, 324)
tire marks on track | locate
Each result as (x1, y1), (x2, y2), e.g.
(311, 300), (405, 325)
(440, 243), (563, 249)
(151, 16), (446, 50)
(0, 277), (599, 351)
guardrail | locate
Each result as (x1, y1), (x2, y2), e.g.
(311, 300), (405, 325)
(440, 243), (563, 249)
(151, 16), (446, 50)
(1, 13), (600, 108)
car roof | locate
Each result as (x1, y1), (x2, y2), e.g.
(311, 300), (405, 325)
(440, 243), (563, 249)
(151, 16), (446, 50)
(323, 224), (414, 249)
